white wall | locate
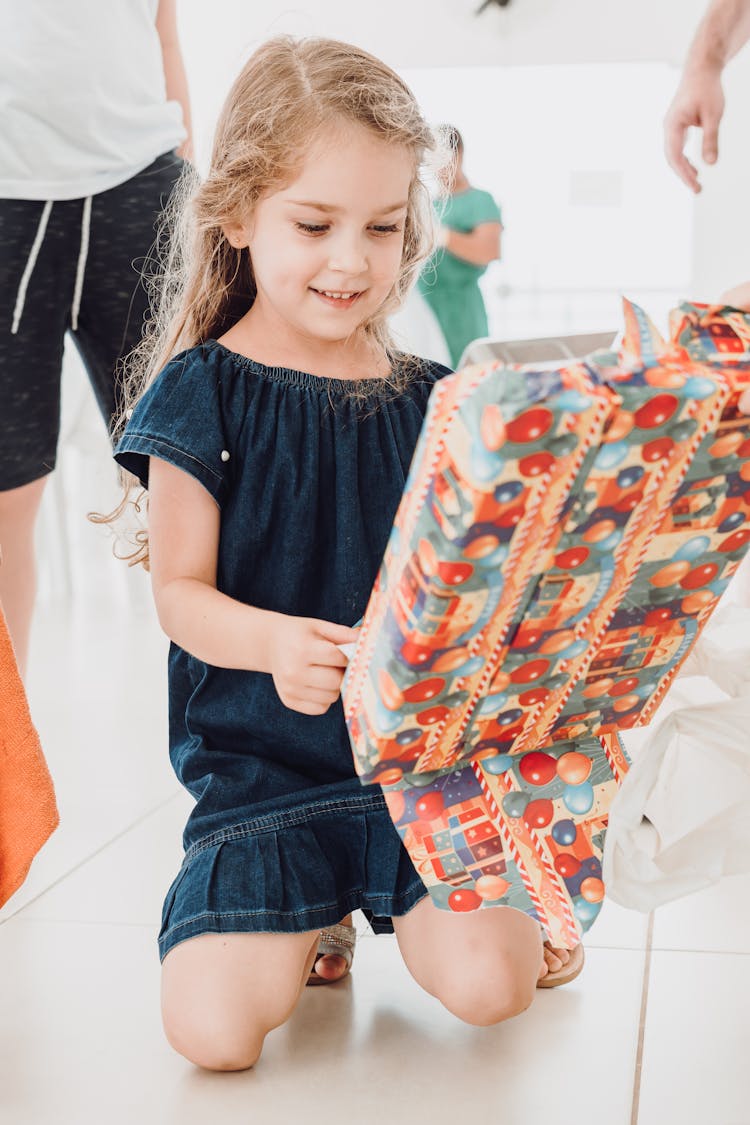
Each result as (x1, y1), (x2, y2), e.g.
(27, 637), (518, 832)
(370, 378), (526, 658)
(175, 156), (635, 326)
(179, 0), (708, 169)
(689, 55), (750, 298)
(178, 0), (750, 300)
(401, 61), (694, 342)
(178, 0), (708, 72)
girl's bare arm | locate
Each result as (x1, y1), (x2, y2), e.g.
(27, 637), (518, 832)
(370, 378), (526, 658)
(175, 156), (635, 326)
(148, 457), (275, 671)
(147, 458), (358, 715)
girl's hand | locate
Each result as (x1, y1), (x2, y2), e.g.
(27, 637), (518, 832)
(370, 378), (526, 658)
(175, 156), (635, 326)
(268, 616), (360, 715)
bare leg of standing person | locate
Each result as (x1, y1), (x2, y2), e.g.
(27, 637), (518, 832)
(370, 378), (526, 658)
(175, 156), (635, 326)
(0, 477), (48, 677)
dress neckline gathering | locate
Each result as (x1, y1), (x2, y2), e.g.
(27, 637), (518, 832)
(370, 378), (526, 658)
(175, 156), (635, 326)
(205, 338), (420, 397)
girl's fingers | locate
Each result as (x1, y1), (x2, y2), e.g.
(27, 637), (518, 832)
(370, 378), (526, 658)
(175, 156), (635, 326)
(284, 699), (329, 716)
(300, 688), (340, 707)
(283, 691), (339, 715)
(305, 666), (346, 693)
(314, 618), (361, 648)
(310, 638), (351, 668)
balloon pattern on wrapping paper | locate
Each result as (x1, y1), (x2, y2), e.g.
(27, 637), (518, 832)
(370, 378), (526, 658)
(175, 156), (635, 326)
(343, 299), (750, 950)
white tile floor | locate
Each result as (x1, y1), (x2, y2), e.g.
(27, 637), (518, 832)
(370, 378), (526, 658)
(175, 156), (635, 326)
(4, 596), (749, 1125)
(8, 364), (750, 1123)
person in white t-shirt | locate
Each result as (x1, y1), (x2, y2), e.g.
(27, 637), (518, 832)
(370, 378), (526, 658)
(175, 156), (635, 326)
(0, 0), (192, 675)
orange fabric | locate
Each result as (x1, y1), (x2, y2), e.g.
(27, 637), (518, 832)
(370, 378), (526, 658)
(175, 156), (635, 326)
(0, 609), (58, 907)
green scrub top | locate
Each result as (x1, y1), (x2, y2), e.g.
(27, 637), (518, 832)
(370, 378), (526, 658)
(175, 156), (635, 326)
(418, 187), (502, 367)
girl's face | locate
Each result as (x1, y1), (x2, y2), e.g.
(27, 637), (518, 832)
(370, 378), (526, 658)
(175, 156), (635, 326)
(227, 123), (414, 349)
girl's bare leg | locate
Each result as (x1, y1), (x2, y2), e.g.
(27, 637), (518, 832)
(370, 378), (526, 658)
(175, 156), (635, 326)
(393, 897), (568, 1025)
(161, 928), (320, 1071)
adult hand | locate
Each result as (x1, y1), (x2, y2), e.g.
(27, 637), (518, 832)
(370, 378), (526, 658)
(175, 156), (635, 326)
(721, 280), (750, 311)
(664, 65), (725, 192)
(177, 136), (194, 163)
(268, 616), (360, 715)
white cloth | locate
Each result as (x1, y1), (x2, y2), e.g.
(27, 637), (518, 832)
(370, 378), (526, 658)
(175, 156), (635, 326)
(0, 0), (185, 200)
(603, 603), (750, 912)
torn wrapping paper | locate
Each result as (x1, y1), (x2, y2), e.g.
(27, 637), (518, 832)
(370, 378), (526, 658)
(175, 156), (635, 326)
(343, 299), (750, 948)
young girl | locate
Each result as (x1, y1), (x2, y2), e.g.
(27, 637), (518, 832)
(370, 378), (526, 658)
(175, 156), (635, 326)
(112, 36), (575, 1072)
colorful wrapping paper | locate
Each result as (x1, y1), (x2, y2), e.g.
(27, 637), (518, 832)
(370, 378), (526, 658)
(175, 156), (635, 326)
(343, 299), (750, 948)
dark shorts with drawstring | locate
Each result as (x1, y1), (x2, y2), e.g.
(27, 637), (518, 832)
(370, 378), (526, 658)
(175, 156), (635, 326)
(0, 151), (183, 491)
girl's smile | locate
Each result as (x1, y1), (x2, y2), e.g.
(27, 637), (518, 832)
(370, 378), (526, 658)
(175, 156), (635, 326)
(309, 288), (365, 309)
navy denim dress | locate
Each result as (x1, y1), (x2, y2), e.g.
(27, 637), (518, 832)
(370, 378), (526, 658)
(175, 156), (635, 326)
(115, 340), (450, 959)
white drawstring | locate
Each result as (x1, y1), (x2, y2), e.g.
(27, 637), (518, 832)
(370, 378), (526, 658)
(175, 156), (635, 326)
(70, 195), (92, 331)
(10, 195), (92, 335)
(11, 200), (53, 334)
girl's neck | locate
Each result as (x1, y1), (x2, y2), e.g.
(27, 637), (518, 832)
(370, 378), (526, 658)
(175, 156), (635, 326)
(217, 306), (391, 381)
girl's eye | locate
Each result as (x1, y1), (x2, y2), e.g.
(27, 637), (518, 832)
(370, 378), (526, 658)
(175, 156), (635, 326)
(294, 221), (401, 236)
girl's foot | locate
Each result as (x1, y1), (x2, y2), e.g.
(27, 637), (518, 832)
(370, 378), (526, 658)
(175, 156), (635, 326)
(307, 916), (356, 985)
(536, 940), (585, 988)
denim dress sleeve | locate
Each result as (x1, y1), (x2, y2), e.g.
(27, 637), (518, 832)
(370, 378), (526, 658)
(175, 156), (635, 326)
(114, 348), (231, 506)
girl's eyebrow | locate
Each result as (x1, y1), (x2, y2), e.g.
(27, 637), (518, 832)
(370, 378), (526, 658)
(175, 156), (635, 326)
(285, 199), (408, 214)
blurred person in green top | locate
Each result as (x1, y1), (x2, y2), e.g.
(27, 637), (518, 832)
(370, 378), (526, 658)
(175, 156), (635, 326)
(418, 125), (503, 366)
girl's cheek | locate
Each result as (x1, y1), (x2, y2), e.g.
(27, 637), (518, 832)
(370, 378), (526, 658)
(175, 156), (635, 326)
(387, 248), (405, 282)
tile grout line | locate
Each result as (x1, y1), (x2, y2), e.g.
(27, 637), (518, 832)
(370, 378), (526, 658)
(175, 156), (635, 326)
(0, 793), (181, 925)
(648, 945), (750, 957)
(630, 911), (655, 1125)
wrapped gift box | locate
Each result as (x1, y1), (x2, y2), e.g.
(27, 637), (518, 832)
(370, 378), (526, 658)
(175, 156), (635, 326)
(343, 300), (750, 948)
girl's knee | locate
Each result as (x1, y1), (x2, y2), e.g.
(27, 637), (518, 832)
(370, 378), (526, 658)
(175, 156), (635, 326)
(160, 930), (313, 1069)
(162, 1002), (266, 1071)
(158, 931), (314, 1071)
(435, 959), (537, 1026)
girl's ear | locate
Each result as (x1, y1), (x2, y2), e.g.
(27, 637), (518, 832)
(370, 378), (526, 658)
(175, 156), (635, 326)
(222, 222), (250, 249)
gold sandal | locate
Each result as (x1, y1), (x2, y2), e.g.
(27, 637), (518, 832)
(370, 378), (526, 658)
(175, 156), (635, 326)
(306, 922), (357, 986)
(537, 941), (585, 988)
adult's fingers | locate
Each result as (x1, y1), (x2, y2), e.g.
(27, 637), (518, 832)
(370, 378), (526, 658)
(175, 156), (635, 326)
(664, 115), (701, 192)
(664, 112), (687, 170)
(674, 151), (701, 193)
(721, 281), (750, 312)
(701, 112), (720, 165)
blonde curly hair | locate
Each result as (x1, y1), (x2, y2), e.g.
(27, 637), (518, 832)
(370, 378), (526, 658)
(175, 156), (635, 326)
(96, 36), (443, 565)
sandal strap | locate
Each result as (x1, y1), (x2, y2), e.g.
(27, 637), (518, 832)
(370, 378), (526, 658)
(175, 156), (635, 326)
(316, 923), (356, 963)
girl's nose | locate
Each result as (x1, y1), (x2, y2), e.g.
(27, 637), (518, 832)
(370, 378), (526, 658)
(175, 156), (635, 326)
(327, 235), (367, 275)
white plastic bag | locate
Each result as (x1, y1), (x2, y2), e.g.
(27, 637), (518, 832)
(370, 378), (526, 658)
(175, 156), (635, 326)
(603, 604), (750, 912)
